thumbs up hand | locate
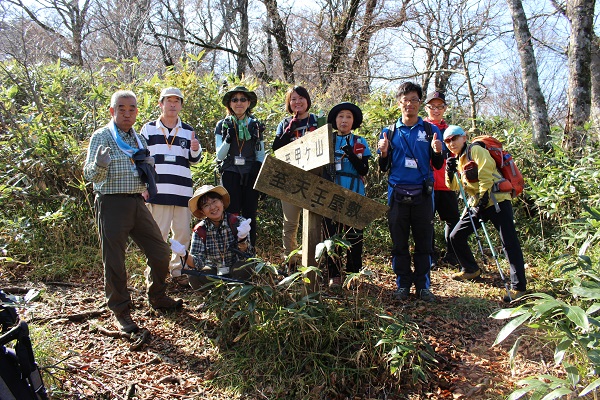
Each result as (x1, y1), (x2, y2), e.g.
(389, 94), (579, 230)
(431, 132), (442, 153)
(378, 131), (389, 156)
(95, 145), (111, 168)
(190, 131), (201, 152)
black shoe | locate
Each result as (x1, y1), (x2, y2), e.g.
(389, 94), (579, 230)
(419, 288), (436, 302)
(393, 287), (410, 301)
(150, 295), (184, 310)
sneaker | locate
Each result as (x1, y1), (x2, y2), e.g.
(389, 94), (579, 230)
(393, 287), (410, 301)
(172, 274), (189, 287)
(149, 295), (184, 310)
(419, 288), (436, 302)
(503, 290), (527, 303)
(114, 311), (139, 333)
(452, 269), (481, 281)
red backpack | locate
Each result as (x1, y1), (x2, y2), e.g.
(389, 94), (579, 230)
(193, 213), (239, 243)
(465, 135), (524, 198)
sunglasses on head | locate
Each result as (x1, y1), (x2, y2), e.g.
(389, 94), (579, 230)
(444, 135), (462, 144)
(231, 97), (248, 103)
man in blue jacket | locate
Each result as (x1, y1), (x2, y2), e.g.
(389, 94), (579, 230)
(378, 82), (444, 302)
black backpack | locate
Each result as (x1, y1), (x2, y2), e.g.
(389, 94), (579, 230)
(0, 290), (48, 400)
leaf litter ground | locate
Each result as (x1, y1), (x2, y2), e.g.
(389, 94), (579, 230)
(1, 260), (557, 399)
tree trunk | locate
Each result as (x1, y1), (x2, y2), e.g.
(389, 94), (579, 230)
(506, 0), (551, 149)
(322, 0), (360, 91)
(236, 0), (249, 78)
(350, 0), (377, 100)
(262, 0), (295, 83)
(589, 34), (600, 142)
(564, 0), (595, 151)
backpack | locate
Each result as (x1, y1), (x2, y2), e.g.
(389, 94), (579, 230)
(193, 213), (240, 244)
(0, 291), (48, 400)
(466, 135), (524, 198)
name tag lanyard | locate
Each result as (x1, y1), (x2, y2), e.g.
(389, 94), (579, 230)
(400, 129), (423, 175)
(208, 222), (229, 275)
(157, 119), (180, 150)
(234, 122), (246, 157)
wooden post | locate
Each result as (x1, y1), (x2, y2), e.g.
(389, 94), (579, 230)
(302, 209), (321, 294)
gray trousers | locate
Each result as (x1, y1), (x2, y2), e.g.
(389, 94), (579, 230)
(95, 194), (170, 314)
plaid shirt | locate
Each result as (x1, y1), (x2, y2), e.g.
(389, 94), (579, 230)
(189, 214), (252, 269)
(83, 123), (148, 194)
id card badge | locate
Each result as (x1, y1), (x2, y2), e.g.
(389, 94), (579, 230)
(335, 159), (342, 171)
(217, 265), (230, 276)
(164, 154), (176, 163)
(405, 158), (418, 169)
(131, 164), (139, 177)
(234, 156), (246, 166)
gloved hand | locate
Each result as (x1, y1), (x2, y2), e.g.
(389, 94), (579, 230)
(95, 145), (111, 168)
(341, 136), (353, 156)
(222, 122), (233, 143)
(237, 218), (252, 241)
(284, 116), (299, 136)
(446, 156), (458, 182)
(257, 121), (266, 135)
(144, 156), (155, 167)
(470, 192), (489, 219)
(446, 156), (458, 175)
(169, 238), (187, 256)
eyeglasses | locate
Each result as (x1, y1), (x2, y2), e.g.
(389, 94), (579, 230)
(400, 98), (421, 105)
(201, 200), (220, 210)
(426, 105), (446, 111)
(231, 97), (248, 103)
(443, 135), (463, 144)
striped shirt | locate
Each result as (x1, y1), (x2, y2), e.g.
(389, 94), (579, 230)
(83, 123), (148, 194)
(140, 118), (202, 207)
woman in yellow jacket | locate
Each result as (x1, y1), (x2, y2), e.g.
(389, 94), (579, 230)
(443, 125), (526, 301)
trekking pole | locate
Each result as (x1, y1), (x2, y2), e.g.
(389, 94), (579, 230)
(455, 172), (512, 301)
(478, 219), (512, 301)
(454, 172), (489, 265)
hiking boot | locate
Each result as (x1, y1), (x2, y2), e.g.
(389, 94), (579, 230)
(419, 288), (436, 302)
(393, 287), (410, 301)
(452, 269), (481, 281)
(149, 295), (184, 310)
(503, 290), (527, 303)
(114, 311), (139, 333)
(172, 274), (189, 287)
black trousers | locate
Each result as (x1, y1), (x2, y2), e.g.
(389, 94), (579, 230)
(388, 194), (434, 290)
(433, 190), (460, 262)
(323, 218), (363, 278)
(222, 169), (260, 246)
(449, 200), (527, 291)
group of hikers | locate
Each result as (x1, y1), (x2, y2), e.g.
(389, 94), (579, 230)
(83, 81), (528, 334)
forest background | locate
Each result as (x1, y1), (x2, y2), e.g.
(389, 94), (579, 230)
(1, 0), (600, 398)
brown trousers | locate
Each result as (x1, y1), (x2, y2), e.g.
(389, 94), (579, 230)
(95, 194), (170, 314)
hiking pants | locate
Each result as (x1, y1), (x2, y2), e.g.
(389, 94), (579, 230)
(95, 194), (170, 314)
(323, 218), (363, 278)
(147, 203), (191, 277)
(388, 195), (434, 291)
(222, 170), (260, 246)
(449, 200), (527, 291)
(433, 189), (460, 262)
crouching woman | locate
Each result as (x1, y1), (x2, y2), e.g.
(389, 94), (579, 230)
(173, 184), (254, 290)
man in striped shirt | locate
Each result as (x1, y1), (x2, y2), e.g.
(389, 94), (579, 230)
(141, 88), (202, 286)
(84, 90), (183, 334)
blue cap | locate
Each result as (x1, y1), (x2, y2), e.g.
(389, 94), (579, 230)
(443, 125), (466, 141)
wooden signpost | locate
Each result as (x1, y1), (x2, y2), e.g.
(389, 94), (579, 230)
(255, 126), (389, 293)
(273, 124), (334, 171)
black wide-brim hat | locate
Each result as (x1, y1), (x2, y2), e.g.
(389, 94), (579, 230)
(221, 86), (258, 110)
(327, 102), (363, 130)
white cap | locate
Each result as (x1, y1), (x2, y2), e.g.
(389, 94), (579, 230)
(159, 87), (184, 102)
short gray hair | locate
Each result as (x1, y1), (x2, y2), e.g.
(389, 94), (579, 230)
(110, 90), (137, 108)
